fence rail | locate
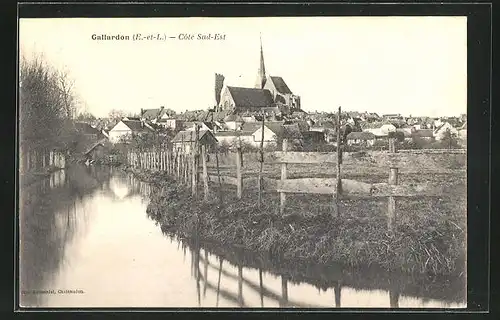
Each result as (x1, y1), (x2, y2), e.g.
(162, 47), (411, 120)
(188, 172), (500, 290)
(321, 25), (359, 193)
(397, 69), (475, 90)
(125, 122), (465, 230)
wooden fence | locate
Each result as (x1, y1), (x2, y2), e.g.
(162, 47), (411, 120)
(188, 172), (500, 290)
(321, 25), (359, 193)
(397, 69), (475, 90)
(125, 123), (465, 230)
(20, 148), (66, 173)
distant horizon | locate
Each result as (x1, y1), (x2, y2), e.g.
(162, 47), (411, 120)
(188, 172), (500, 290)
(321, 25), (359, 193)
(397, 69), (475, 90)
(20, 17), (467, 118)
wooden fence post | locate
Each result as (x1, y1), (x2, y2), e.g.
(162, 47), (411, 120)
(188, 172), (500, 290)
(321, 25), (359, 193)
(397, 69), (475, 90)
(280, 139), (288, 215)
(335, 106), (342, 217)
(171, 151), (174, 175)
(170, 151), (173, 175)
(334, 281), (342, 308)
(162, 151), (165, 171)
(154, 151), (157, 170)
(42, 150), (46, 168)
(215, 145), (224, 205)
(388, 137), (398, 231)
(192, 126), (199, 197)
(258, 116), (265, 208)
(177, 152), (181, 179)
(167, 150), (170, 174)
(154, 151), (158, 170)
(390, 288), (400, 308)
(238, 266), (243, 306)
(165, 150), (169, 174)
(158, 150), (161, 171)
(280, 275), (289, 307)
(236, 140), (243, 199)
(201, 145), (209, 201)
(181, 153), (185, 182)
(184, 154), (189, 185)
(157, 150), (159, 171)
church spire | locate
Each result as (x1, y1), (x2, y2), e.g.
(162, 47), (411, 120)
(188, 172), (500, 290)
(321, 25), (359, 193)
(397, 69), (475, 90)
(255, 33), (267, 89)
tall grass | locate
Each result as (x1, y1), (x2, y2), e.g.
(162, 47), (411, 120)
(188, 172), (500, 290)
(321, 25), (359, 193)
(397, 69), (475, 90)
(139, 167), (466, 276)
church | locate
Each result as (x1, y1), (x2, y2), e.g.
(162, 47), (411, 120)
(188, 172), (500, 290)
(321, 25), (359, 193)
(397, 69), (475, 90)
(215, 36), (302, 117)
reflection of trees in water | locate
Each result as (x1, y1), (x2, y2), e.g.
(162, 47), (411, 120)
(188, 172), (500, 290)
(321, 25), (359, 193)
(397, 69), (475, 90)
(19, 165), (107, 307)
(168, 234), (465, 308)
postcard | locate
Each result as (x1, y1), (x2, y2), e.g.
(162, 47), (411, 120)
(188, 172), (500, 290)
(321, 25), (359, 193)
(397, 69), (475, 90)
(18, 14), (467, 309)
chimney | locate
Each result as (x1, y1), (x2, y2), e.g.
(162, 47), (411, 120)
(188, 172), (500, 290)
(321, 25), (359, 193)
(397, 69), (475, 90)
(215, 73), (225, 106)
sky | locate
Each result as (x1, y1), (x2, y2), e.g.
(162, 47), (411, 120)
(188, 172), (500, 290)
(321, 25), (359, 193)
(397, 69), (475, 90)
(19, 17), (467, 118)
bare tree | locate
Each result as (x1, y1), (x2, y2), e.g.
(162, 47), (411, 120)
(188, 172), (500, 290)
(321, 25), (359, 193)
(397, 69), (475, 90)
(19, 53), (83, 153)
(57, 69), (78, 119)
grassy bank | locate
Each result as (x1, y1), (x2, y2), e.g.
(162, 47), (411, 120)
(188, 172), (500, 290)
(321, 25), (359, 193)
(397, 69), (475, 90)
(124, 166), (466, 276)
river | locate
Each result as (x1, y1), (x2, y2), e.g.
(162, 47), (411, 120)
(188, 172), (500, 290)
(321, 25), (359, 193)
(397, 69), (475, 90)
(18, 165), (466, 308)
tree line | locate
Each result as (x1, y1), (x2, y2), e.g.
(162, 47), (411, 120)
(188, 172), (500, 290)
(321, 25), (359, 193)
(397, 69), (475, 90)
(19, 54), (80, 148)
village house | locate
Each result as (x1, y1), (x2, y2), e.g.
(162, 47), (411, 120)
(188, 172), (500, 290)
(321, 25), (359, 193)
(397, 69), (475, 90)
(83, 141), (107, 163)
(283, 123), (304, 147)
(382, 113), (403, 120)
(184, 121), (222, 133)
(396, 128), (413, 142)
(237, 121), (280, 148)
(363, 112), (381, 123)
(433, 122), (459, 141)
(139, 106), (167, 124)
(157, 118), (185, 131)
(108, 119), (155, 143)
(380, 123), (397, 135)
(411, 129), (434, 141)
(75, 122), (101, 140)
(432, 118), (444, 130)
(223, 114), (244, 131)
(458, 121), (467, 139)
(302, 131), (325, 144)
(458, 122), (467, 147)
(171, 130), (218, 154)
(214, 130), (255, 147)
(363, 128), (388, 141)
(309, 121), (336, 143)
(241, 114), (258, 123)
(346, 131), (376, 147)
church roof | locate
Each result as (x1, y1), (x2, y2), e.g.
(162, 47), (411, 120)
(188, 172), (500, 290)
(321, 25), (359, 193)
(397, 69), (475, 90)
(227, 86), (274, 108)
(268, 76), (292, 94)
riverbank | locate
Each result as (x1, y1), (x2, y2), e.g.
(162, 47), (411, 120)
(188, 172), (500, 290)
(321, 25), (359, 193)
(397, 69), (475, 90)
(123, 165), (466, 276)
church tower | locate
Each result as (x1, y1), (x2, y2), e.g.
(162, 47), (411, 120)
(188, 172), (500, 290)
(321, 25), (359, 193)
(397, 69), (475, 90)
(254, 34), (267, 89)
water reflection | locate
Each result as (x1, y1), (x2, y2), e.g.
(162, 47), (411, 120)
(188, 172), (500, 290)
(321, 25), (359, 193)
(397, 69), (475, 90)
(19, 165), (466, 308)
(178, 236), (466, 308)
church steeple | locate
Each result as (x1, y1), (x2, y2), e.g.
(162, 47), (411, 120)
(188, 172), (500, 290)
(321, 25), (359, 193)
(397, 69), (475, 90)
(255, 33), (267, 89)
